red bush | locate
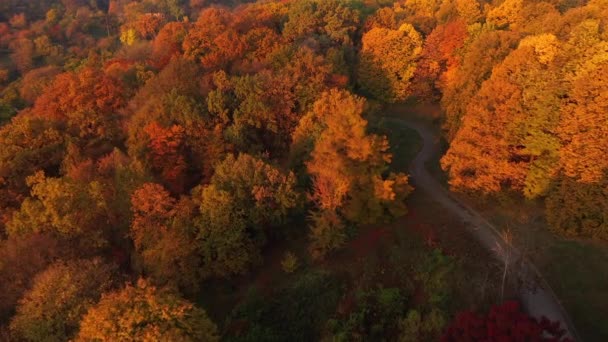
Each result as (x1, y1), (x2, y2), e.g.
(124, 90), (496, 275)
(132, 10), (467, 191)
(442, 301), (573, 342)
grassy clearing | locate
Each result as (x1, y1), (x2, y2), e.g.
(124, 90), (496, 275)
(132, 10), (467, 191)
(544, 240), (608, 339)
(464, 197), (608, 341)
(374, 117), (422, 173)
(389, 101), (608, 341)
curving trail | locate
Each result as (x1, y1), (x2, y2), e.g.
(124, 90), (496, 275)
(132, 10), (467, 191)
(387, 117), (579, 341)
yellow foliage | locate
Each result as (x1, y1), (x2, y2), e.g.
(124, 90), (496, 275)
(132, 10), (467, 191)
(77, 279), (218, 341)
(455, 0), (482, 24)
(120, 27), (137, 46)
(487, 0), (523, 29)
(519, 34), (560, 65)
(358, 24), (423, 102)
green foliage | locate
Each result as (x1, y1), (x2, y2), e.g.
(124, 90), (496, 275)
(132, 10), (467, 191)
(415, 249), (455, 307)
(208, 153), (300, 235)
(225, 271), (342, 342)
(196, 184), (259, 278)
(398, 309), (445, 341)
(328, 286), (407, 340)
(283, 0), (360, 46)
(281, 251), (299, 273)
(7, 172), (111, 251)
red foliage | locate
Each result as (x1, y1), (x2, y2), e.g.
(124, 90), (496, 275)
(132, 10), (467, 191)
(31, 67), (126, 120)
(152, 22), (188, 69)
(442, 301), (573, 342)
(143, 122), (188, 193)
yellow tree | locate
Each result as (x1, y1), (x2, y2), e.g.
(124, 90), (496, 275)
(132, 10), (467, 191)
(487, 0), (524, 29)
(558, 65), (608, 184)
(441, 35), (563, 198)
(440, 29), (521, 140)
(358, 24), (423, 103)
(6, 172), (112, 252)
(76, 279), (218, 341)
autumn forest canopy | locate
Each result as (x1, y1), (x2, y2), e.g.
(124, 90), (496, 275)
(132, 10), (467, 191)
(0, 0), (606, 340)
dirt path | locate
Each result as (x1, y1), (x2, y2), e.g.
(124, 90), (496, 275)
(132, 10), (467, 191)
(388, 117), (580, 341)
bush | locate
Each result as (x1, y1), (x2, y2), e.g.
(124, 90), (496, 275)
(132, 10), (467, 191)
(225, 271), (342, 342)
(281, 251), (299, 273)
(441, 301), (573, 341)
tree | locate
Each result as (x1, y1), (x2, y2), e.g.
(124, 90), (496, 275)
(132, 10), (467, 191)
(545, 61), (608, 239)
(208, 153), (300, 235)
(557, 62), (608, 184)
(31, 67), (126, 121)
(546, 174), (608, 239)
(283, 0), (360, 47)
(303, 90), (412, 258)
(183, 7), (245, 71)
(405, 0), (442, 18)
(76, 279), (219, 341)
(440, 29), (521, 140)
(133, 13), (166, 40)
(413, 20), (468, 101)
(195, 184), (258, 278)
(10, 259), (117, 342)
(6, 172), (112, 252)
(454, 0), (482, 24)
(358, 23), (423, 102)
(130, 183), (201, 290)
(9, 38), (34, 74)
(0, 115), (66, 215)
(0, 233), (60, 321)
(151, 21), (188, 69)
(441, 37), (563, 198)
(487, 0), (524, 29)
(143, 122), (187, 193)
(19, 66), (61, 104)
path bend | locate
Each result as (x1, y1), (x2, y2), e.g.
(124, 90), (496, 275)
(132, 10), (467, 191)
(387, 117), (580, 341)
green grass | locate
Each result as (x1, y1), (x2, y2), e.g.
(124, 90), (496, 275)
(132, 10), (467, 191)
(371, 117), (422, 172)
(376, 102), (608, 340)
(543, 240), (608, 340)
(453, 194), (608, 341)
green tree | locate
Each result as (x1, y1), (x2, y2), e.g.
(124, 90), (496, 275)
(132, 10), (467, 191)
(195, 185), (258, 278)
(7, 172), (112, 252)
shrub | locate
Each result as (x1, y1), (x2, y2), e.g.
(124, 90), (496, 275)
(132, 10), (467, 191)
(281, 251), (299, 273)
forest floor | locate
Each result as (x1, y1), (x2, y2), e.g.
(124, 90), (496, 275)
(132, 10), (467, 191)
(384, 103), (608, 341)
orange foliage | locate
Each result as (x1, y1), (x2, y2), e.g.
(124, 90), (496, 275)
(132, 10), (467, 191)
(414, 20), (468, 100)
(152, 21), (188, 69)
(143, 122), (188, 193)
(31, 68), (126, 120)
(558, 62), (608, 183)
(183, 7), (245, 71)
(133, 13), (166, 39)
(130, 183), (176, 251)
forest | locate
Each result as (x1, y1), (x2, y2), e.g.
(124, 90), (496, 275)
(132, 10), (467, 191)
(0, 0), (606, 340)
